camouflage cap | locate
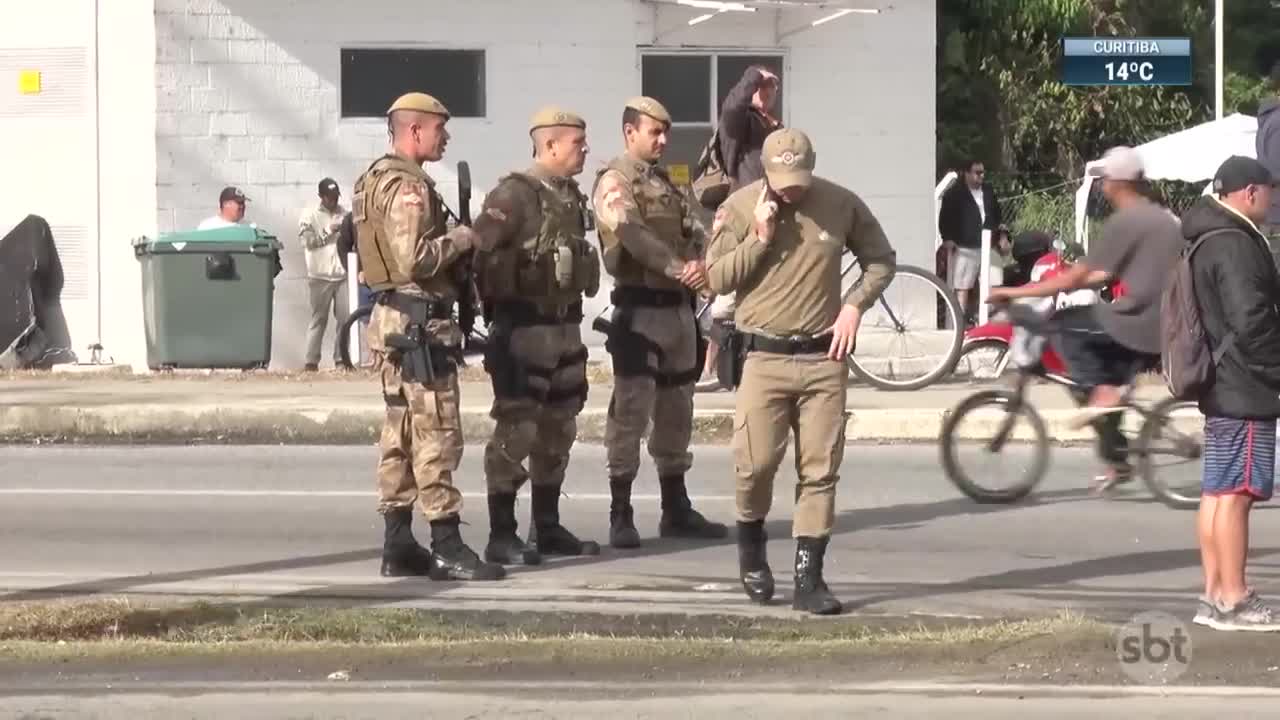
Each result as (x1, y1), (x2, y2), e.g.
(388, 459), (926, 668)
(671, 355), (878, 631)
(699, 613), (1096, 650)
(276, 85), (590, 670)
(386, 92), (451, 118)
(529, 106), (587, 134)
(624, 96), (671, 125)
(762, 128), (816, 189)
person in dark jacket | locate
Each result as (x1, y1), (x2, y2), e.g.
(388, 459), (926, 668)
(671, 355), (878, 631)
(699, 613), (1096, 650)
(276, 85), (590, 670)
(1185, 155), (1280, 632)
(938, 159), (1003, 322)
(718, 65), (782, 190)
(1258, 62), (1280, 247)
(697, 65), (783, 393)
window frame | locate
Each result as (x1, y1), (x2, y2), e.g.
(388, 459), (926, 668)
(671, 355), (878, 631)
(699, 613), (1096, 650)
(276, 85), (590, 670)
(636, 46), (790, 131)
(338, 45), (488, 121)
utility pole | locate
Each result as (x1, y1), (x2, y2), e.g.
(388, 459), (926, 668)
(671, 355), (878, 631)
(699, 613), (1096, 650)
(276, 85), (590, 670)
(1215, 0), (1224, 119)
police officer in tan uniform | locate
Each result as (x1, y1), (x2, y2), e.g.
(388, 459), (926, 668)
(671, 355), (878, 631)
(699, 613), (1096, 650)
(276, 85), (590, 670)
(353, 92), (504, 582)
(472, 107), (602, 565)
(706, 128), (896, 614)
(592, 97), (727, 548)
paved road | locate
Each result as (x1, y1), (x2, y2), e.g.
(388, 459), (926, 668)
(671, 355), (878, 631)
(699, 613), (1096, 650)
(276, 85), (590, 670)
(0, 444), (1266, 621)
(3, 683), (1279, 719)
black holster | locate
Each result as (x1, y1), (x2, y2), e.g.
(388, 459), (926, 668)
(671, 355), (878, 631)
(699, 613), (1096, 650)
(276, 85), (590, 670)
(384, 300), (459, 384)
(712, 321), (746, 390)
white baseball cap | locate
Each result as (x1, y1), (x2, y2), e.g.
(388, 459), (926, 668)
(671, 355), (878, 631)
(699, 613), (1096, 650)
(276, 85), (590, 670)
(1087, 146), (1145, 181)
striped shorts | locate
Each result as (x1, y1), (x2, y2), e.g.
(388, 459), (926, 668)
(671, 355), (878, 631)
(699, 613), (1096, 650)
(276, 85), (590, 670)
(1202, 416), (1277, 501)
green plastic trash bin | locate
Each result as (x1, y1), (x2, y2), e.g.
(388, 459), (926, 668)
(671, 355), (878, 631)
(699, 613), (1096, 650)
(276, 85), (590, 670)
(133, 225), (282, 370)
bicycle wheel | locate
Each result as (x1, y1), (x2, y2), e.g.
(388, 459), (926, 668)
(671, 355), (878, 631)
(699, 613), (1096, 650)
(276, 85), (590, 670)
(1136, 397), (1203, 510)
(846, 264), (964, 391)
(337, 304), (373, 370)
(952, 339), (1008, 383)
(939, 389), (1050, 503)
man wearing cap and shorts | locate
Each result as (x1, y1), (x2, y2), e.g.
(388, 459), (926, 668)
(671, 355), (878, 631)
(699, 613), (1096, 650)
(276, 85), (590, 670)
(987, 146), (1181, 491)
(591, 96), (728, 549)
(707, 128), (897, 615)
(1181, 155), (1280, 631)
(198, 186), (248, 230)
(352, 91), (503, 582)
(299, 178), (349, 371)
(471, 106), (602, 566)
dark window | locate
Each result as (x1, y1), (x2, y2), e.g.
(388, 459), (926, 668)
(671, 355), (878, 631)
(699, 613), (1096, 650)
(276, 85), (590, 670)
(640, 54), (711, 123)
(716, 55), (784, 115)
(340, 48), (485, 118)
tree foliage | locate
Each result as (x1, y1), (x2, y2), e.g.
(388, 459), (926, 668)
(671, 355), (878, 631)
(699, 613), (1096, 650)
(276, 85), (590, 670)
(938, 0), (1280, 183)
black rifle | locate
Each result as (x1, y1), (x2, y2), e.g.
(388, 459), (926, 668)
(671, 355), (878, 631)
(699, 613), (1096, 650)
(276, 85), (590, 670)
(453, 160), (481, 346)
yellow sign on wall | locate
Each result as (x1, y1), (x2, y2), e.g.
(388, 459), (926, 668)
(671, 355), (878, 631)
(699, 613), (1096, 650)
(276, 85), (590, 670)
(18, 70), (41, 95)
(667, 163), (690, 186)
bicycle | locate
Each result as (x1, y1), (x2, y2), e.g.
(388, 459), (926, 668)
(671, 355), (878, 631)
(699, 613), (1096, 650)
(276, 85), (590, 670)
(937, 303), (1204, 510)
(840, 254), (964, 391)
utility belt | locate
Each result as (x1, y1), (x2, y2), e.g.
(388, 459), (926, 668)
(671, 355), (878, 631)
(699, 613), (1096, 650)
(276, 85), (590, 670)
(610, 286), (687, 308)
(491, 299), (584, 327)
(380, 293), (461, 385)
(742, 332), (834, 356)
(375, 291), (455, 321)
(715, 330), (835, 391)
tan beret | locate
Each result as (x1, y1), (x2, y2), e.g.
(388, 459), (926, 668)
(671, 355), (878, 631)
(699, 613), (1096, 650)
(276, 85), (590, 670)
(529, 106), (587, 134)
(624, 96), (671, 125)
(386, 92), (451, 118)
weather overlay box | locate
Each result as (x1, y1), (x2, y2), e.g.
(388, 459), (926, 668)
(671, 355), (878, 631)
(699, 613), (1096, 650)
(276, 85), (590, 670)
(1061, 37), (1192, 86)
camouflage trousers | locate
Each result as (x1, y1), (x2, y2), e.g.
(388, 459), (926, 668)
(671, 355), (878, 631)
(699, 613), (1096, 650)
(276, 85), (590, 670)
(604, 303), (697, 479)
(484, 322), (589, 494)
(374, 351), (465, 521)
(732, 352), (848, 538)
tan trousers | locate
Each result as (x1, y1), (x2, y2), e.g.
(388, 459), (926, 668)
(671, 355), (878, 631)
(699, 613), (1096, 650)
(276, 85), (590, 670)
(732, 352), (848, 538)
(484, 322), (588, 494)
(605, 303), (697, 478)
(305, 277), (349, 366)
(374, 352), (465, 521)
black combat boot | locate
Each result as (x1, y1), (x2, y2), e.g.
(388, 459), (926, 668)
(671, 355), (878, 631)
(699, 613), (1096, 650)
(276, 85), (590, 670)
(658, 474), (729, 539)
(528, 485), (601, 557)
(737, 520), (774, 604)
(609, 475), (641, 549)
(428, 515), (506, 581)
(380, 507), (435, 577)
(484, 493), (542, 566)
(792, 536), (842, 615)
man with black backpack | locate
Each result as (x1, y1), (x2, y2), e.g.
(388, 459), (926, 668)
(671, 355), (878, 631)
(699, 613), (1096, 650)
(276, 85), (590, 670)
(1172, 155), (1280, 631)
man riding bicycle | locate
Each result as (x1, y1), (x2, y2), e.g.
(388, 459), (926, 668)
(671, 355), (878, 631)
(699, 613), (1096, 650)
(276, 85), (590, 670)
(986, 147), (1182, 490)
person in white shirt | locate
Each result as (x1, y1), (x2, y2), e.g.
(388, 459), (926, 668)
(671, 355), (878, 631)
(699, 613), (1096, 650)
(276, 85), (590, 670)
(299, 178), (349, 371)
(198, 187), (249, 230)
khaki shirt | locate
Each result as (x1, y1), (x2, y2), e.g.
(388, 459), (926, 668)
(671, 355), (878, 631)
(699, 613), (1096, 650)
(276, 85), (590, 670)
(706, 177), (896, 337)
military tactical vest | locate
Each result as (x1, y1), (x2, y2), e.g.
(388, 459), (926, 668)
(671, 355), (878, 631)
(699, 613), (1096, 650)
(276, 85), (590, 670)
(478, 172), (600, 304)
(351, 154), (449, 292)
(594, 156), (693, 290)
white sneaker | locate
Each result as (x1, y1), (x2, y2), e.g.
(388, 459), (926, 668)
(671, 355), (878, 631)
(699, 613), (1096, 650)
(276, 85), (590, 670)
(1209, 590), (1280, 632)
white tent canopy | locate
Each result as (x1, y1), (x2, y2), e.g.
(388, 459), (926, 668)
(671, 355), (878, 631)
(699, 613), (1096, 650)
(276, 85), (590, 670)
(1073, 112), (1258, 248)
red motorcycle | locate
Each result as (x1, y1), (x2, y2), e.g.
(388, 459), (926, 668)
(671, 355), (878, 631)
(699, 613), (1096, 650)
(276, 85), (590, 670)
(952, 249), (1127, 382)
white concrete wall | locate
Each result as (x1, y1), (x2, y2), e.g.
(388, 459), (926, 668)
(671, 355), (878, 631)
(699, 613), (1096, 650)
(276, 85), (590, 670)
(100, 0), (157, 371)
(155, 0), (934, 369)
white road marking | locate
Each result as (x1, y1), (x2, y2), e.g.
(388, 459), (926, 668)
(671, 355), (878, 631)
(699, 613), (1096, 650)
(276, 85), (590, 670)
(0, 488), (735, 501)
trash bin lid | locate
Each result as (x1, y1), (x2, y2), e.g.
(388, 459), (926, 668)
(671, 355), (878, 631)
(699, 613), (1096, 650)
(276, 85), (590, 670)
(134, 225), (281, 255)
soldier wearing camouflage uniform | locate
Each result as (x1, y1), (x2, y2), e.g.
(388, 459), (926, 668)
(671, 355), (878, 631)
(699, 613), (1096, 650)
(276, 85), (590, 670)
(591, 96), (728, 549)
(352, 92), (504, 581)
(472, 106), (603, 565)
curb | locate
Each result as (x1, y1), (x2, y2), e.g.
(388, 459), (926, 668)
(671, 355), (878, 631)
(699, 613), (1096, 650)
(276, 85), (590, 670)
(0, 406), (1202, 445)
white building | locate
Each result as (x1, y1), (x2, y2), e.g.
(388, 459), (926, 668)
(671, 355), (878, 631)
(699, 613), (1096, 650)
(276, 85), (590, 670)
(2, 0), (935, 371)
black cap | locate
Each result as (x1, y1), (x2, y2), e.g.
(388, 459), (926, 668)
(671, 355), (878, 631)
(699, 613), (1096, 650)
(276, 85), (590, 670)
(1213, 156), (1276, 195)
(318, 178), (340, 196)
(219, 186), (248, 204)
